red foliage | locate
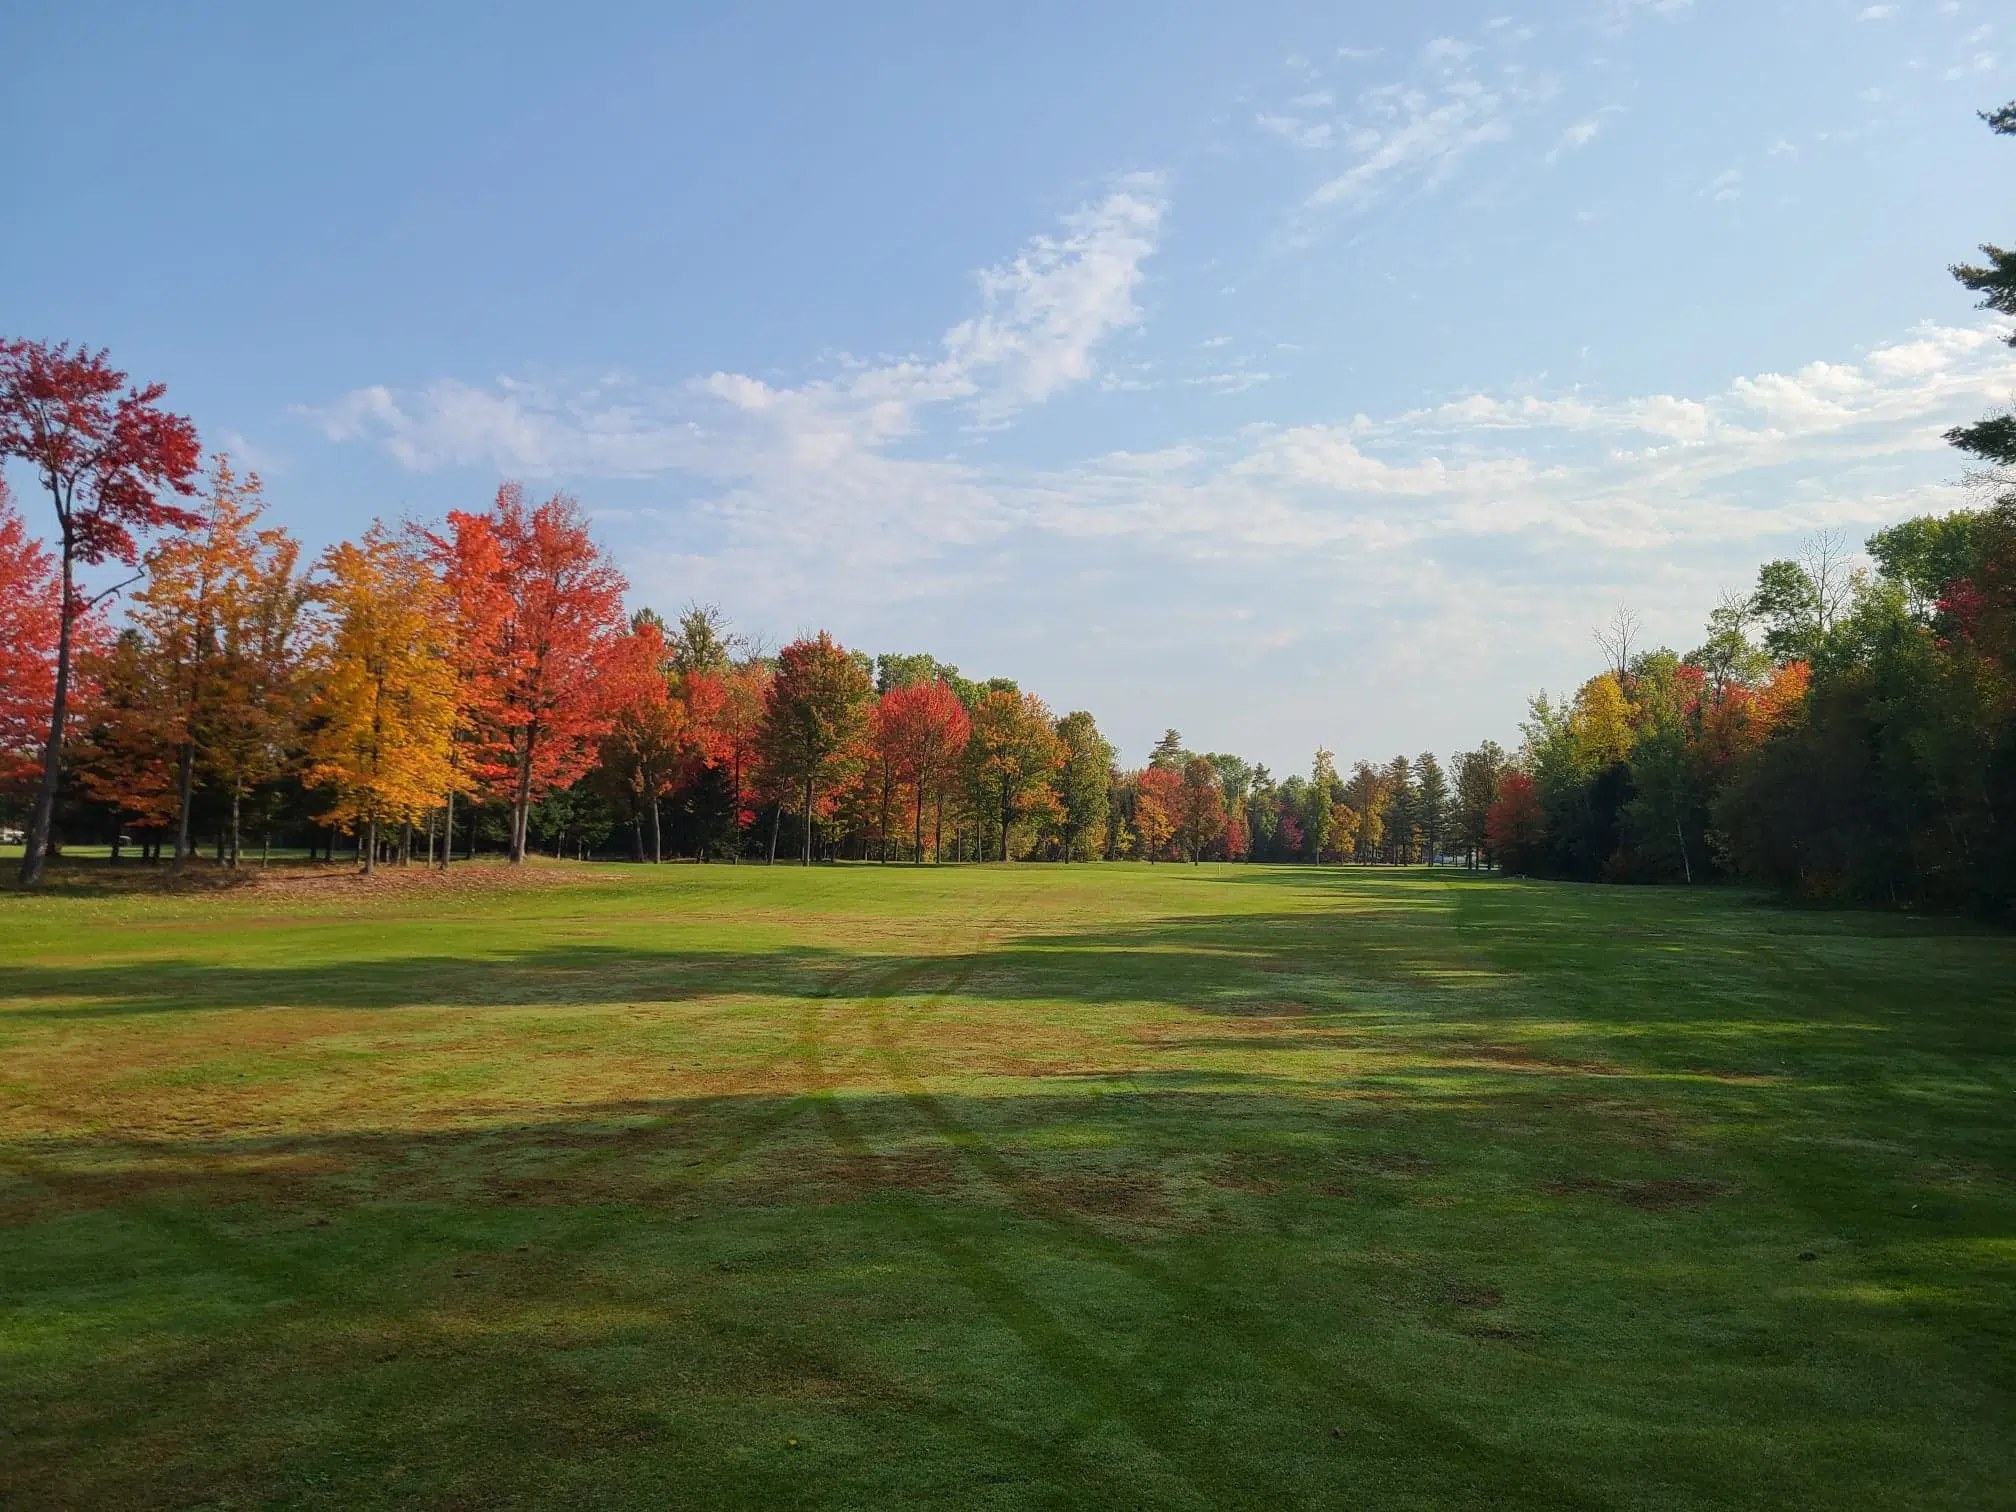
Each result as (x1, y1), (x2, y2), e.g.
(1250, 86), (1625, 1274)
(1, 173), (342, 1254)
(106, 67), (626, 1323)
(1937, 577), (1982, 645)
(0, 341), (199, 879)
(876, 678), (971, 859)
(1224, 802), (1250, 860)
(446, 484), (631, 861)
(0, 341), (203, 566)
(1485, 771), (1546, 869)
(0, 481), (64, 793)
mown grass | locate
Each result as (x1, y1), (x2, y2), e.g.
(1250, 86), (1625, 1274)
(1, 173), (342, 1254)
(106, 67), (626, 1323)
(1, 860), (2010, 1510)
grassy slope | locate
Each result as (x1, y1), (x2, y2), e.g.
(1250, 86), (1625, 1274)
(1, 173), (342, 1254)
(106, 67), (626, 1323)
(0, 862), (2010, 1510)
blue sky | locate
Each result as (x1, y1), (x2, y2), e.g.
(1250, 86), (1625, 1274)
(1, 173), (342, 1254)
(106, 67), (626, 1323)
(5, 0), (2012, 772)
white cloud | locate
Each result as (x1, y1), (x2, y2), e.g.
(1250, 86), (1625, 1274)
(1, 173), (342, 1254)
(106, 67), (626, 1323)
(1258, 26), (1572, 222)
(1593, 0), (1695, 35)
(1702, 166), (1743, 201)
(306, 178), (1162, 471)
(307, 313), (2015, 763)
(1547, 116), (1605, 162)
(1858, 4), (1896, 18)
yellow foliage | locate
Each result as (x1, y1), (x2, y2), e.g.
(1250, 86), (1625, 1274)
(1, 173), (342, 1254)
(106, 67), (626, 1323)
(305, 525), (457, 832)
(1571, 672), (1635, 769)
(1326, 802), (1361, 859)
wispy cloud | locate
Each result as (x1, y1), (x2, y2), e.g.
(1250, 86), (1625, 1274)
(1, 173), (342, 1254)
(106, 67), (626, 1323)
(1254, 32), (1560, 218)
(307, 178), (1164, 472)
(1547, 115), (1606, 162)
(1593, 0), (1695, 35)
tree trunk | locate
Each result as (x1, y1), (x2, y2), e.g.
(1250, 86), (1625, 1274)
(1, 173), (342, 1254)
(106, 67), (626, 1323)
(768, 803), (781, 864)
(914, 783), (926, 866)
(649, 796), (662, 864)
(263, 829), (271, 869)
(440, 789), (455, 869)
(171, 740), (196, 871)
(399, 821), (412, 867)
(111, 826), (123, 865)
(509, 730), (536, 865)
(802, 773), (814, 865)
(230, 788), (242, 868)
(363, 816), (378, 875)
(19, 538), (81, 888)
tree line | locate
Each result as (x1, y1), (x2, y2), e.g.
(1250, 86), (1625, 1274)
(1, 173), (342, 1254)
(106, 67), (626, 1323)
(1482, 100), (2016, 920)
(0, 403), (1512, 884)
(4, 100), (2010, 909)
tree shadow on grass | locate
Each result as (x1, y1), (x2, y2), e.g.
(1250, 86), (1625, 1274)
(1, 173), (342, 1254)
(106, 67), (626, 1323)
(7, 1073), (2012, 1512)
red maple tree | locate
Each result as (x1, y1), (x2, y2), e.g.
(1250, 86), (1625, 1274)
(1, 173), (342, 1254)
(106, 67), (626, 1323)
(0, 341), (201, 884)
(460, 484), (630, 863)
(0, 478), (66, 797)
(876, 678), (970, 863)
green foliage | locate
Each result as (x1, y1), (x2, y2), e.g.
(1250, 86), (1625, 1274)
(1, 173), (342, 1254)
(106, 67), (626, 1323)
(1051, 710), (1113, 861)
(1870, 511), (1987, 611)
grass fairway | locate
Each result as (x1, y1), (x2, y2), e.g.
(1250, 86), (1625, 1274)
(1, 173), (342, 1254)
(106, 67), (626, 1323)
(2, 862), (2011, 1510)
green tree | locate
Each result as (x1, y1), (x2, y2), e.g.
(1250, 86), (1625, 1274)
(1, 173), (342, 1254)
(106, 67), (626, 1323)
(1946, 100), (2016, 470)
(1414, 751), (1449, 864)
(1052, 710), (1113, 862)
(1452, 742), (1508, 868)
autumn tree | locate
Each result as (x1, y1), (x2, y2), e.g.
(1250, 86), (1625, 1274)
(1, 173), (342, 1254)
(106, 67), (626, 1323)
(1132, 766), (1179, 860)
(72, 630), (179, 857)
(1175, 756), (1225, 863)
(303, 527), (458, 873)
(128, 456), (302, 867)
(422, 507), (510, 867)
(757, 632), (873, 864)
(599, 613), (685, 862)
(879, 678), (970, 863)
(1486, 772), (1546, 872)
(712, 660), (772, 857)
(459, 485), (631, 864)
(0, 478), (65, 805)
(964, 689), (1063, 861)
(1052, 710), (1112, 862)
(0, 341), (202, 884)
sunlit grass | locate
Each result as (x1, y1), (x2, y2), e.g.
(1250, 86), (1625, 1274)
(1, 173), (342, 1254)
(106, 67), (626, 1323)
(2, 861), (2012, 1509)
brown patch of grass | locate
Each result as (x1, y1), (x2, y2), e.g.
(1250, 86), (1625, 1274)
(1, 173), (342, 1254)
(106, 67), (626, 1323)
(1546, 1173), (1723, 1211)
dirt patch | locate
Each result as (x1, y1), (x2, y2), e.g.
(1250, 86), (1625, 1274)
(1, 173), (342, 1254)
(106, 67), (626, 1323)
(1547, 1173), (1722, 1211)
(252, 862), (599, 898)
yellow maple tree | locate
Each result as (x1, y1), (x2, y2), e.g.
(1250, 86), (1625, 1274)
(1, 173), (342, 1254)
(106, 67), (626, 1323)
(304, 525), (457, 871)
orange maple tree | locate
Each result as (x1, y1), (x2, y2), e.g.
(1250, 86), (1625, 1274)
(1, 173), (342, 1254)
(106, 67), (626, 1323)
(449, 484), (631, 863)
